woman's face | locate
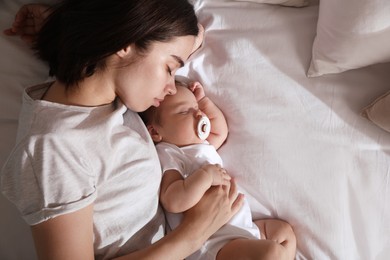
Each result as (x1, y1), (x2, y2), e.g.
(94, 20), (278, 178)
(113, 36), (196, 112)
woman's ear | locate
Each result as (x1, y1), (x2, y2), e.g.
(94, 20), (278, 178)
(147, 124), (163, 143)
(116, 45), (132, 58)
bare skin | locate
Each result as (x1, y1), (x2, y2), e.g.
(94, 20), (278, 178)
(217, 219), (296, 260)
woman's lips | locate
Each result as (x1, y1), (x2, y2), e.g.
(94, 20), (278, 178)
(154, 98), (164, 107)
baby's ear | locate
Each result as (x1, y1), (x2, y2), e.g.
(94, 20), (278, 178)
(147, 125), (163, 143)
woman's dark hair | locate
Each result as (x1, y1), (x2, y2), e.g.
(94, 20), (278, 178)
(34, 0), (199, 86)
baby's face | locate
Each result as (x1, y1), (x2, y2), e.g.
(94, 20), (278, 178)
(154, 86), (205, 147)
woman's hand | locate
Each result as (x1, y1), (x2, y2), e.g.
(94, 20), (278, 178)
(113, 179), (244, 260)
(3, 4), (51, 44)
(182, 178), (244, 246)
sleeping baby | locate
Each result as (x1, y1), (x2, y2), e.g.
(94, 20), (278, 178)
(140, 80), (296, 260)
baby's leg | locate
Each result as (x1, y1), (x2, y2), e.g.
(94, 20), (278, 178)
(255, 219), (296, 260)
(216, 219), (296, 260)
(216, 238), (291, 260)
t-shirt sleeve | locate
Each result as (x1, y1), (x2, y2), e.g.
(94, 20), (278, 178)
(1, 136), (97, 225)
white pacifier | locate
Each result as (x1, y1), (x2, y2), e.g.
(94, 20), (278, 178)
(197, 115), (211, 141)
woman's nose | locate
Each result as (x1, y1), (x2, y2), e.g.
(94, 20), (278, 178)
(166, 80), (177, 95)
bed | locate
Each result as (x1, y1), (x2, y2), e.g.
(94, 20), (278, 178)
(1, 0), (389, 259)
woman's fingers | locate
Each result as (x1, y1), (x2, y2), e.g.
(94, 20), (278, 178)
(228, 178), (238, 199)
(227, 178), (244, 213)
(230, 192), (244, 215)
(4, 4), (50, 40)
(3, 28), (15, 36)
(12, 23), (36, 35)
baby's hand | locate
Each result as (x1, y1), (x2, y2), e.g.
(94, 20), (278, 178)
(189, 81), (206, 102)
(201, 164), (231, 186)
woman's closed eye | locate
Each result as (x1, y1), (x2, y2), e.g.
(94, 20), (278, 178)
(167, 66), (173, 76)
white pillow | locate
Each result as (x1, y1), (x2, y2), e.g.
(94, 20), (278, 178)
(234, 0), (310, 8)
(361, 91), (390, 133)
(308, 0), (390, 77)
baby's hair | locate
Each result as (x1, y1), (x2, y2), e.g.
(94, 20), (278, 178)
(174, 80), (188, 89)
(139, 105), (159, 126)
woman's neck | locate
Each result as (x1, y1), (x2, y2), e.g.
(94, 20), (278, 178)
(42, 75), (116, 107)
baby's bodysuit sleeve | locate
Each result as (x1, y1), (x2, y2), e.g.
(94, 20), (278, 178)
(155, 143), (189, 178)
(1, 136), (97, 225)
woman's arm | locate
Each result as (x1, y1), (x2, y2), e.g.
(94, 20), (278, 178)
(189, 82), (228, 149)
(29, 181), (243, 260)
(30, 204), (95, 260)
(115, 181), (244, 260)
(160, 164), (231, 213)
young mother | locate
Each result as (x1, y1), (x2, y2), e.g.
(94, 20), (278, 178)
(1, 0), (243, 259)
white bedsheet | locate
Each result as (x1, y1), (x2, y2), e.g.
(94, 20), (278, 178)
(1, 0), (389, 259)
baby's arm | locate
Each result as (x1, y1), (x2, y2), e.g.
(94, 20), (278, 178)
(160, 164), (230, 213)
(189, 82), (228, 149)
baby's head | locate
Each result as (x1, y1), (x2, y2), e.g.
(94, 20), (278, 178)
(140, 81), (209, 147)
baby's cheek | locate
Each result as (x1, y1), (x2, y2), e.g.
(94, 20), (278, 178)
(179, 125), (197, 142)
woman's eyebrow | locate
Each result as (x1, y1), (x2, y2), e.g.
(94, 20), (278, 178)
(171, 55), (184, 67)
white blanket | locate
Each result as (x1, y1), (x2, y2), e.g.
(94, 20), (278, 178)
(1, 0), (389, 259)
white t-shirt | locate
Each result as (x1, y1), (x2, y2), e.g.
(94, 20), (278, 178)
(1, 83), (165, 259)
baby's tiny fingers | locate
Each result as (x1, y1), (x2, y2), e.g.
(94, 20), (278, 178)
(219, 167), (230, 177)
(223, 172), (231, 180)
(222, 179), (231, 187)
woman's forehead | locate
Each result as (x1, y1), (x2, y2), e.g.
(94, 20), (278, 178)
(150, 36), (196, 61)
